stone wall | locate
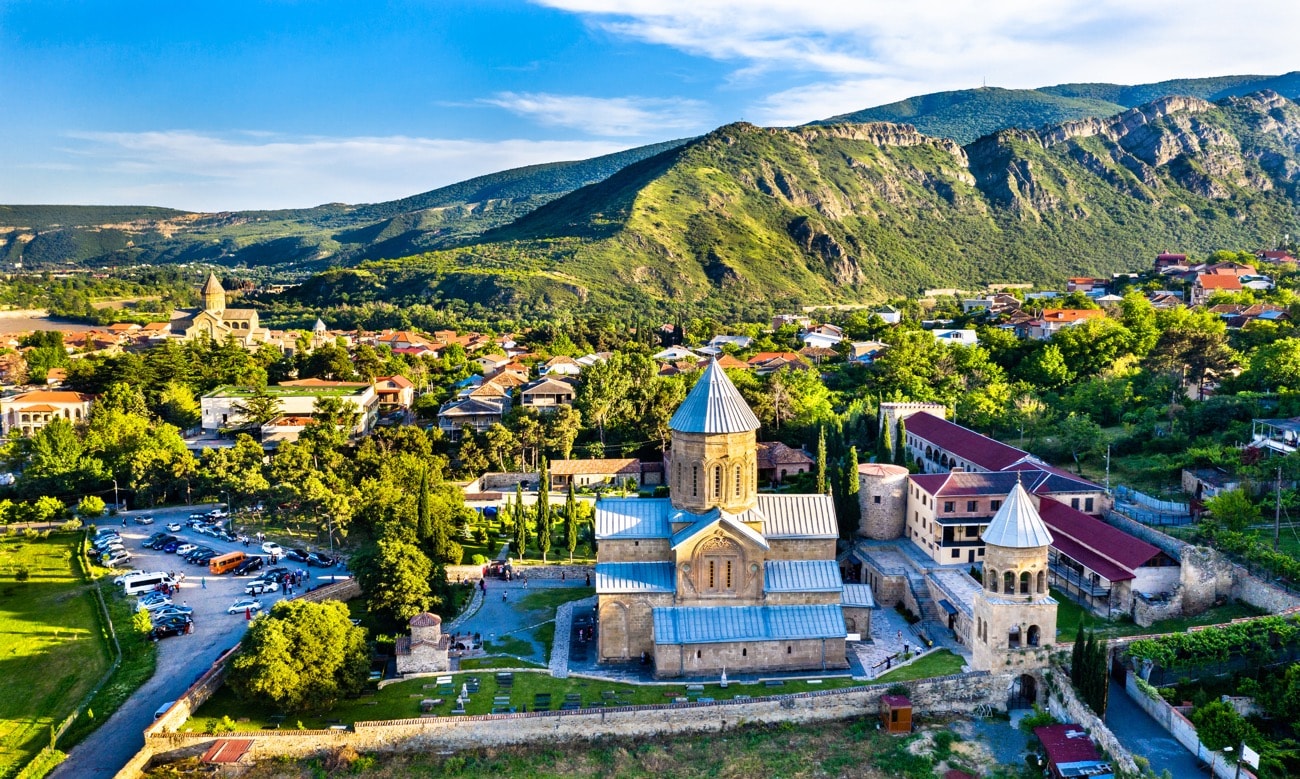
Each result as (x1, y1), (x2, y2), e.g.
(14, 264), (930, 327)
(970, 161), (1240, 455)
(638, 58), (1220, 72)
(1123, 672), (1257, 779)
(1101, 510), (1188, 559)
(596, 538), (671, 563)
(137, 671), (1012, 773)
(1133, 593), (1183, 627)
(1045, 667), (1139, 776)
(655, 637), (848, 677)
(598, 593), (672, 662)
(767, 538), (837, 561)
(447, 563), (594, 582)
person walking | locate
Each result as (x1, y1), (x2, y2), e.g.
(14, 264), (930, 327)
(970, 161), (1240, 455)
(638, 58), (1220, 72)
(201, 577), (206, 590)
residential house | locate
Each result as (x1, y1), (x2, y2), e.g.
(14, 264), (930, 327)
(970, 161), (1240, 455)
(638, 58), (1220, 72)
(1203, 261), (1254, 277)
(747, 352), (809, 374)
(1027, 309), (1105, 340)
(756, 441), (814, 483)
(1147, 291), (1183, 309)
(437, 396), (509, 439)
(800, 323), (843, 349)
(1191, 274), (1242, 306)
(540, 356), (583, 376)
(707, 334), (753, 350)
(873, 305), (902, 325)
(43, 367), (66, 386)
(652, 345), (698, 362)
(771, 313), (812, 330)
(372, 375), (415, 411)
(0, 390), (94, 436)
(577, 352), (611, 367)
(474, 353), (511, 374)
(848, 341), (888, 363)
(1066, 277), (1105, 294)
(140, 321), (172, 340)
(930, 329), (978, 346)
(799, 345), (839, 363)
(1257, 249), (1297, 266)
(199, 380), (377, 437)
(519, 377), (577, 412)
(549, 458), (641, 490)
(1241, 274), (1275, 291)
(712, 354), (750, 370)
(260, 415), (318, 447)
(1154, 252), (1187, 271)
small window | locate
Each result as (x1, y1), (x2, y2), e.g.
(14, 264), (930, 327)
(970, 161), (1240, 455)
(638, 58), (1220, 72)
(714, 466), (722, 498)
(1085, 497), (1094, 513)
(692, 466), (698, 497)
(742, 647), (747, 657)
(991, 500), (1001, 510)
(967, 500), (977, 512)
(1071, 497), (1080, 510)
(944, 501), (955, 513)
(787, 646), (792, 654)
(873, 495), (881, 504)
(951, 549), (960, 558)
(735, 465), (742, 495)
(697, 650), (701, 659)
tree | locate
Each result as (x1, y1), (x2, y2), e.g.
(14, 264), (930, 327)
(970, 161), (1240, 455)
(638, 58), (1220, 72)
(815, 426), (827, 494)
(456, 429), (489, 476)
(1203, 489), (1261, 534)
(416, 467), (434, 544)
(483, 423), (516, 472)
(1058, 413), (1104, 474)
(566, 481), (578, 561)
(839, 445), (860, 539)
(231, 387), (281, 436)
(227, 600), (368, 712)
(1024, 344), (1075, 390)
(537, 458), (552, 563)
(77, 495), (106, 520)
(877, 413), (893, 463)
(1191, 700), (1260, 753)
(31, 495), (66, 524)
(351, 535), (433, 624)
(157, 381), (201, 430)
(547, 405), (582, 461)
(514, 482), (528, 559)
(894, 417), (909, 468)
(575, 353), (633, 446)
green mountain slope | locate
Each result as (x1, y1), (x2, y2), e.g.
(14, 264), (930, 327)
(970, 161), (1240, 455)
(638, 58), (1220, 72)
(0, 140), (689, 270)
(299, 92), (1300, 317)
(815, 72), (1300, 143)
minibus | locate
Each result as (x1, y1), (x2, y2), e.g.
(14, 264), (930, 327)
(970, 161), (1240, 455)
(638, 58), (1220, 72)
(208, 551), (246, 575)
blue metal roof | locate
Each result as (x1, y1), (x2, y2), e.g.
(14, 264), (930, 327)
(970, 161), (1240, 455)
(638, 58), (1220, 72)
(669, 358), (761, 434)
(764, 560), (843, 593)
(653, 604), (846, 645)
(671, 512), (769, 551)
(594, 562), (675, 594)
(594, 498), (672, 540)
(840, 583), (876, 608)
(757, 494), (838, 539)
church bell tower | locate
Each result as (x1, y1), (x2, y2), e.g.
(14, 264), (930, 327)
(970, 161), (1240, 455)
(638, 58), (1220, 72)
(201, 272), (226, 314)
(666, 359), (761, 514)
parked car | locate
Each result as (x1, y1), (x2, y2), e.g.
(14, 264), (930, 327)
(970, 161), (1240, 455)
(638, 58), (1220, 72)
(188, 513), (207, 521)
(174, 543), (197, 556)
(145, 535), (176, 550)
(94, 528), (121, 540)
(138, 598), (174, 612)
(113, 569), (145, 585)
(260, 541), (283, 556)
(161, 540), (181, 553)
(102, 551), (133, 568)
(133, 515), (155, 525)
(190, 550), (218, 565)
(245, 580), (280, 595)
(306, 552), (335, 567)
(138, 590), (170, 604)
(231, 556), (265, 576)
(150, 617), (191, 639)
(226, 598), (263, 615)
(285, 548), (310, 563)
(153, 604), (193, 618)
(166, 522), (183, 532)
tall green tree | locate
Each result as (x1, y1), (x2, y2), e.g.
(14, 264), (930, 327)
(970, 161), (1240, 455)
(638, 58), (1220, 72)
(547, 405), (582, 461)
(416, 467), (433, 543)
(351, 534), (433, 624)
(537, 458), (552, 563)
(514, 482), (528, 559)
(877, 413), (893, 463)
(894, 417), (909, 468)
(227, 600), (368, 712)
(566, 481), (578, 561)
(815, 426), (827, 494)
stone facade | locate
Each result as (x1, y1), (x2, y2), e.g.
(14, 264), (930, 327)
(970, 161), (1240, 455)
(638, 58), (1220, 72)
(879, 401), (947, 459)
(656, 637), (847, 677)
(857, 463), (909, 540)
(664, 429), (759, 514)
(394, 613), (451, 675)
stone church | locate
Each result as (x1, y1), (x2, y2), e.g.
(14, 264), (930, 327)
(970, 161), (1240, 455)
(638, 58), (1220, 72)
(174, 273), (272, 347)
(594, 359), (871, 678)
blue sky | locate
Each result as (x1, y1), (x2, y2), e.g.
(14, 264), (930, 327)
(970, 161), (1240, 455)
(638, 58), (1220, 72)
(2, 0), (1296, 211)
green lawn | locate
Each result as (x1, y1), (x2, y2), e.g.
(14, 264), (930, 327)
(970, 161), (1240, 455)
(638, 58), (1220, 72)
(0, 533), (111, 777)
(515, 586), (593, 613)
(185, 670), (863, 732)
(874, 650), (966, 683)
(1051, 588), (1263, 643)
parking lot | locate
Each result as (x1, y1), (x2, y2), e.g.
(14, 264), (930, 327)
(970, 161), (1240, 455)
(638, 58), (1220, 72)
(53, 506), (345, 779)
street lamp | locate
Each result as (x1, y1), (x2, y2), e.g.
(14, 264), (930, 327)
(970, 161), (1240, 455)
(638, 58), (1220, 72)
(112, 478), (120, 513)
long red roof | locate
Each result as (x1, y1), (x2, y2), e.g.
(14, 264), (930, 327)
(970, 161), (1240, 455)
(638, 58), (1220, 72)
(1038, 498), (1160, 574)
(904, 413), (1030, 471)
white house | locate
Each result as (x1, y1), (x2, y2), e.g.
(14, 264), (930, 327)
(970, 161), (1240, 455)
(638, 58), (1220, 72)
(931, 329), (979, 346)
(200, 381), (377, 437)
(0, 390), (94, 436)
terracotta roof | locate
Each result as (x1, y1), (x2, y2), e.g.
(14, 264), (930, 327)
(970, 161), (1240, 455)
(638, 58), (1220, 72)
(17, 404), (60, 413)
(409, 612), (441, 627)
(201, 739), (252, 765)
(549, 458), (640, 476)
(1040, 309), (1105, 323)
(1196, 274), (1242, 290)
(747, 351), (806, 367)
(1037, 497), (1159, 574)
(858, 463), (908, 477)
(375, 375), (414, 388)
(756, 441), (814, 469)
(140, 322), (170, 332)
(7, 390), (92, 404)
(904, 413), (1030, 471)
(713, 354), (749, 370)
(1035, 724), (1103, 768)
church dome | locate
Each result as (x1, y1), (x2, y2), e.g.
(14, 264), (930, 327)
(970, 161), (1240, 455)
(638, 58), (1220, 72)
(669, 358), (761, 434)
(981, 481), (1053, 548)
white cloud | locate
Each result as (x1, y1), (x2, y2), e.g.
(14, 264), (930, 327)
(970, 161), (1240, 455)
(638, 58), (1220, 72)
(537, 0), (1300, 125)
(479, 92), (707, 136)
(13, 131), (631, 212)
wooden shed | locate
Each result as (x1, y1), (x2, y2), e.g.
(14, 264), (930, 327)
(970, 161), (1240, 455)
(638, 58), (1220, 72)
(880, 694), (912, 734)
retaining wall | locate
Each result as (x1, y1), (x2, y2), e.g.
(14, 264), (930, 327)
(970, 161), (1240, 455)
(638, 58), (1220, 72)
(1124, 673), (1256, 779)
(1045, 668), (1138, 775)
(447, 563), (593, 581)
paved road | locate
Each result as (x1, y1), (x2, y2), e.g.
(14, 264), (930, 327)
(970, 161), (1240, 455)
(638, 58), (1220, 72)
(1105, 677), (1206, 778)
(51, 505), (337, 779)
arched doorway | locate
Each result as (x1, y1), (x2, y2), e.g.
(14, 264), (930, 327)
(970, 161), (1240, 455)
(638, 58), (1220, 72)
(1007, 674), (1037, 710)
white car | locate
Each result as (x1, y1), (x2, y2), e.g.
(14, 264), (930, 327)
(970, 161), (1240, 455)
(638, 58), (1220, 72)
(138, 598), (174, 612)
(175, 543), (197, 555)
(166, 522), (183, 532)
(113, 569), (145, 585)
(244, 580), (280, 595)
(227, 598), (263, 615)
(261, 542), (283, 556)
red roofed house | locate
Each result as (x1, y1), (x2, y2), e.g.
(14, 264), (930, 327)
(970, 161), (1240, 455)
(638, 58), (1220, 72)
(1154, 252), (1187, 270)
(1034, 724), (1114, 779)
(1257, 249), (1297, 266)
(756, 441), (815, 484)
(1065, 277), (1104, 294)
(903, 413), (1036, 474)
(1027, 308), (1106, 340)
(0, 390), (94, 436)
(548, 458), (641, 490)
(1192, 273), (1242, 306)
(373, 375), (415, 410)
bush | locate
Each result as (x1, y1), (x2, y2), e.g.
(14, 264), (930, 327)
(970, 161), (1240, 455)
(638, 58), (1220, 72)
(15, 566), (30, 582)
(471, 554), (489, 566)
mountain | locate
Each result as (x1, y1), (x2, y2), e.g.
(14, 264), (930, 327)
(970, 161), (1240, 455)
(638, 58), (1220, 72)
(0, 139), (689, 270)
(812, 72), (1300, 143)
(290, 91), (1300, 317)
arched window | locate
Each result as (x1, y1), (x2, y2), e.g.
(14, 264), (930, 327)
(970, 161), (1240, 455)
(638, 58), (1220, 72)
(1003, 571), (1014, 594)
(1027, 625), (1041, 647)
(713, 466), (722, 499)
(988, 569), (998, 593)
(735, 465), (742, 496)
(1020, 571), (1031, 595)
(698, 537), (742, 596)
(1037, 570), (1046, 594)
(1008, 624), (1022, 649)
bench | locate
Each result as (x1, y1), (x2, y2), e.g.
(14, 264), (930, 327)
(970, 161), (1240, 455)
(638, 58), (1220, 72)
(686, 684), (705, 692)
(764, 680), (784, 687)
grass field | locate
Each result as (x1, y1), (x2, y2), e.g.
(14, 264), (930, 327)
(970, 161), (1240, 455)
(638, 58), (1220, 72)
(185, 669), (864, 732)
(874, 650), (966, 683)
(0, 533), (110, 777)
(1051, 588), (1263, 643)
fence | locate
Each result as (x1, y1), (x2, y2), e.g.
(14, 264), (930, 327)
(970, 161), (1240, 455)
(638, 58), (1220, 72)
(1113, 486), (1193, 526)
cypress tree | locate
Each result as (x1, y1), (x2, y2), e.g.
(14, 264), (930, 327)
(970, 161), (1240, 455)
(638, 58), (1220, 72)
(537, 458), (552, 563)
(894, 417), (909, 468)
(514, 482), (528, 560)
(416, 467), (433, 543)
(1071, 628), (1086, 689)
(815, 426), (827, 494)
(566, 481), (578, 561)
(845, 446), (860, 498)
(878, 417), (893, 463)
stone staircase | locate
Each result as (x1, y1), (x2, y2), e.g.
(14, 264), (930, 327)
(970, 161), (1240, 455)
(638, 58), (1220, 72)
(905, 569), (940, 624)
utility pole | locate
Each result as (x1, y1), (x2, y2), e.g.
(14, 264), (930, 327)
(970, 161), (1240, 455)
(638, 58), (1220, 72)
(1105, 445), (1111, 494)
(1275, 465), (1283, 552)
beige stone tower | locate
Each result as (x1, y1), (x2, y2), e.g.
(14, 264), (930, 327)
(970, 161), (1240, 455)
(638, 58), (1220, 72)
(971, 481), (1057, 672)
(201, 272), (226, 314)
(857, 463), (909, 539)
(665, 359), (760, 515)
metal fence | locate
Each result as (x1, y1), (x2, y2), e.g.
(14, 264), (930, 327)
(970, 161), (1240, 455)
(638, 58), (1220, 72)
(1114, 485), (1190, 514)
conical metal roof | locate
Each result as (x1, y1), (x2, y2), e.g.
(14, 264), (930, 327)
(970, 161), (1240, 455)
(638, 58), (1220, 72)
(669, 358), (761, 434)
(980, 481), (1053, 548)
(202, 272), (224, 295)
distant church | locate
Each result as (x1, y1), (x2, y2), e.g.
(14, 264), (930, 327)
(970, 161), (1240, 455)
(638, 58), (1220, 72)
(594, 359), (872, 677)
(175, 273), (271, 347)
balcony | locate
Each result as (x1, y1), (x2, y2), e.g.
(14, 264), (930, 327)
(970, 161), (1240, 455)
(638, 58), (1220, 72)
(1049, 562), (1111, 598)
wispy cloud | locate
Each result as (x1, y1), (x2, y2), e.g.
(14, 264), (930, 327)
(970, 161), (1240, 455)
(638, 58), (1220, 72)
(538, 0), (1300, 125)
(14, 131), (630, 212)
(479, 92), (707, 136)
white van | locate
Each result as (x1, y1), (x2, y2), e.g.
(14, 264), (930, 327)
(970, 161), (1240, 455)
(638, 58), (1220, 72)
(120, 572), (177, 596)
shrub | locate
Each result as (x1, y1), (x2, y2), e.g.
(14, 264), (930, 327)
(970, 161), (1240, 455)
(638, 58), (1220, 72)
(14, 566), (29, 582)
(471, 554), (490, 566)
